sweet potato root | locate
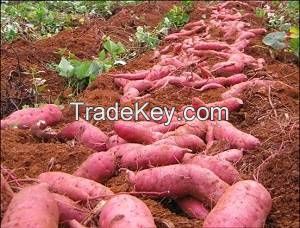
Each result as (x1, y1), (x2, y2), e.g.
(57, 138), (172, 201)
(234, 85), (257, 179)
(114, 121), (162, 144)
(1, 184), (59, 228)
(203, 180), (272, 227)
(106, 135), (127, 149)
(99, 194), (156, 228)
(1, 104), (62, 129)
(58, 120), (108, 151)
(127, 164), (229, 204)
(183, 154), (240, 184)
(176, 197), (209, 219)
(207, 121), (260, 150)
(52, 193), (88, 223)
(116, 144), (189, 170)
(38, 172), (113, 201)
(214, 149), (243, 163)
(73, 152), (116, 183)
(154, 134), (206, 152)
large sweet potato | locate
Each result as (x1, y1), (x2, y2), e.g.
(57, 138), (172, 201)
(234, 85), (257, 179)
(99, 194), (156, 228)
(1, 184), (59, 228)
(203, 180), (272, 227)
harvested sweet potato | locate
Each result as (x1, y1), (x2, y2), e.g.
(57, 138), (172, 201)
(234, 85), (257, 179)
(176, 197), (209, 219)
(214, 149), (243, 163)
(203, 180), (272, 227)
(127, 164), (229, 204)
(38, 172), (113, 201)
(1, 104), (62, 129)
(106, 135), (127, 149)
(1, 184), (59, 228)
(99, 194), (156, 228)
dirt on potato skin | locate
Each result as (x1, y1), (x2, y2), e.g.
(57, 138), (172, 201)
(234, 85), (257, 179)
(1, 1), (300, 227)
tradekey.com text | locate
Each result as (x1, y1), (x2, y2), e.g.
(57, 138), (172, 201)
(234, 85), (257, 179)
(70, 102), (229, 126)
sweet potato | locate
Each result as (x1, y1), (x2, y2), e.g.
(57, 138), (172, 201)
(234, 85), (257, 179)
(183, 20), (204, 30)
(99, 194), (156, 228)
(164, 120), (207, 139)
(207, 121), (260, 150)
(1, 184), (59, 228)
(114, 78), (129, 88)
(114, 121), (162, 144)
(106, 135), (127, 149)
(176, 197), (209, 219)
(74, 152), (116, 182)
(116, 144), (189, 170)
(192, 97), (243, 113)
(183, 154), (240, 184)
(1, 104), (62, 129)
(154, 134), (206, 152)
(127, 164), (229, 204)
(199, 83), (225, 91)
(58, 120), (108, 151)
(68, 220), (87, 228)
(38, 172), (113, 201)
(52, 193), (88, 223)
(123, 80), (153, 93)
(150, 121), (184, 133)
(145, 65), (175, 81)
(194, 41), (230, 51)
(221, 79), (297, 99)
(214, 149), (243, 163)
(112, 70), (149, 80)
(203, 180), (272, 227)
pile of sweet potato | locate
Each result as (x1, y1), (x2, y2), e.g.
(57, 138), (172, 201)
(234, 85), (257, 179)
(3, 1), (297, 227)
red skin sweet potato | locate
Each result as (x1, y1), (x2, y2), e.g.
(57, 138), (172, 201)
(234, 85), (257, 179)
(145, 65), (175, 81)
(203, 180), (272, 227)
(221, 79), (296, 100)
(1, 104), (62, 129)
(68, 220), (87, 228)
(192, 97), (243, 113)
(115, 144), (189, 170)
(113, 121), (162, 144)
(52, 193), (88, 223)
(73, 152), (116, 183)
(154, 134), (206, 152)
(112, 70), (149, 80)
(207, 121), (261, 150)
(58, 120), (108, 152)
(194, 41), (230, 51)
(1, 184), (59, 228)
(214, 149), (243, 163)
(164, 120), (207, 139)
(38, 172), (113, 201)
(150, 121), (184, 133)
(123, 80), (153, 93)
(198, 83), (225, 91)
(183, 154), (240, 185)
(127, 164), (229, 204)
(106, 135), (127, 149)
(114, 78), (129, 88)
(176, 197), (209, 219)
(99, 194), (156, 228)
(183, 20), (204, 30)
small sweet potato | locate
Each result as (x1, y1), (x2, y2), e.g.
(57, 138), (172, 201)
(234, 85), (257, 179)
(203, 180), (272, 227)
(198, 83), (225, 91)
(183, 154), (240, 184)
(154, 134), (206, 152)
(194, 41), (230, 51)
(52, 193), (88, 223)
(123, 80), (153, 93)
(114, 121), (162, 144)
(176, 197), (209, 219)
(127, 164), (229, 204)
(58, 120), (108, 151)
(207, 121), (260, 150)
(1, 184), (59, 228)
(112, 70), (149, 80)
(1, 104), (62, 129)
(116, 144), (189, 170)
(164, 120), (207, 139)
(74, 152), (116, 183)
(214, 149), (243, 163)
(38, 172), (113, 201)
(99, 194), (156, 228)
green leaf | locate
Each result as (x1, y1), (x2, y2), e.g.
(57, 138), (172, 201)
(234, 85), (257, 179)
(73, 61), (91, 79)
(98, 49), (106, 61)
(57, 57), (74, 77)
(263, 32), (287, 50)
(290, 38), (299, 57)
(290, 26), (299, 39)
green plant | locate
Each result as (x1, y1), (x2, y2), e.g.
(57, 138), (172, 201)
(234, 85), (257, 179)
(135, 26), (160, 49)
(255, 7), (266, 18)
(165, 5), (189, 28)
(56, 36), (126, 92)
(289, 26), (299, 57)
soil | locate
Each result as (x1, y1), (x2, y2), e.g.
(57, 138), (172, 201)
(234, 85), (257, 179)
(1, 1), (299, 227)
